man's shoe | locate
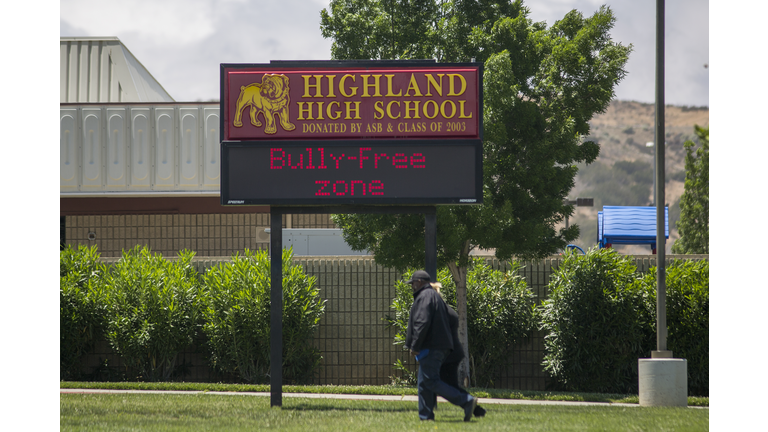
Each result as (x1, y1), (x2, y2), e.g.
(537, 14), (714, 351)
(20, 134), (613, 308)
(474, 405), (486, 417)
(463, 397), (477, 422)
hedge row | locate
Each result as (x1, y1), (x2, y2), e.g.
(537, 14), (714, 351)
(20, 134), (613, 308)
(62, 245), (708, 396)
(540, 248), (708, 396)
(60, 245), (325, 384)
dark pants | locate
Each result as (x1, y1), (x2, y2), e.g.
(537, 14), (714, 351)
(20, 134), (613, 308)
(433, 360), (470, 408)
(417, 349), (473, 420)
(441, 360), (463, 391)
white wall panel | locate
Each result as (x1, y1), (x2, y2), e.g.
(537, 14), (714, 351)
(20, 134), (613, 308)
(154, 108), (176, 189)
(60, 44), (68, 102)
(130, 109), (151, 188)
(78, 44), (89, 103)
(180, 108), (200, 188)
(60, 109), (78, 189)
(81, 109), (103, 189)
(61, 104), (220, 195)
(204, 108), (220, 187)
(100, 47), (112, 103)
(106, 109), (127, 188)
(88, 43), (102, 102)
(67, 43), (79, 103)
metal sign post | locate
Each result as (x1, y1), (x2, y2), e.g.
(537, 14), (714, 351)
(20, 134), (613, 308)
(221, 60), (483, 407)
(267, 206), (437, 406)
(270, 207), (283, 407)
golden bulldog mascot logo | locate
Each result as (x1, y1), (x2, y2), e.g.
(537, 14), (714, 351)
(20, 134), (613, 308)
(233, 73), (295, 134)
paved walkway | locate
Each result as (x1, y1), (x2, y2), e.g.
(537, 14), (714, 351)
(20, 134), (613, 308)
(60, 388), (650, 408)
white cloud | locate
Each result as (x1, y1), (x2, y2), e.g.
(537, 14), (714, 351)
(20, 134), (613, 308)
(528, 0), (709, 106)
(60, 0), (217, 45)
(58, 0), (708, 106)
(526, 0), (605, 24)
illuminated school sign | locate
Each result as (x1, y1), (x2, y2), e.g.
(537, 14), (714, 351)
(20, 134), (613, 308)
(221, 63), (481, 141)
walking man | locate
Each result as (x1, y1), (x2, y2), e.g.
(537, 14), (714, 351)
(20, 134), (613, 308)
(404, 270), (477, 421)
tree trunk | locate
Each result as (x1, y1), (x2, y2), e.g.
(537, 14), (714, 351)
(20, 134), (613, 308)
(447, 240), (471, 387)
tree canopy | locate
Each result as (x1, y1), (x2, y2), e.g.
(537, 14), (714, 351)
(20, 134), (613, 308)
(321, 0), (630, 384)
(320, 0), (631, 270)
(672, 125), (709, 254)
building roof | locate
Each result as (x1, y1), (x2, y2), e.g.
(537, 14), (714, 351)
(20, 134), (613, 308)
(60, 37), (174, 103)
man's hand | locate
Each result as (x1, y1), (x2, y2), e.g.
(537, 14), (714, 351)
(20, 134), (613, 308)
(410, 349), (419, 357)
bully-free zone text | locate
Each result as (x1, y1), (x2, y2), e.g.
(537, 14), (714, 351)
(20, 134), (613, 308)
(269, 147), (426, 197)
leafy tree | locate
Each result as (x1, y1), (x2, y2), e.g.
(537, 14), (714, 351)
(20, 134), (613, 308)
(321, 0), (630, 382)
(320, 0), (444, 60)
(672, 125), (709, 254)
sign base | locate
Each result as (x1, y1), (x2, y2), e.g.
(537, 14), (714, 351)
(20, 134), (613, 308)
(638, 358), (688, 406)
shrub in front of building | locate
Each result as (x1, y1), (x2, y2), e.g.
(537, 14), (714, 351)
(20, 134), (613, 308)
(201, 248), (326, 384)
(639, 259), (709, 396)
(60, 245), (108, 380)
(101, 246), (203, 381)
(539, 248), (655, 394)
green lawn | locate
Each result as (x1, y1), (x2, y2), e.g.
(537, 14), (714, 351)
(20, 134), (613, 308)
(60, 393), (708, 431)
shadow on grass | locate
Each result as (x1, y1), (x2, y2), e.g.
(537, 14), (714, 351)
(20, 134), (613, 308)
(282, 402), (473, 423)
(283, 403), (413, 413)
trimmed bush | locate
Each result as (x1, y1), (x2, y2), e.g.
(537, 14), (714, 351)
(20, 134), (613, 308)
(539, 248), (654, 393)
(640, 260), (709, 396)
(201, 248), (326, 384)
(102, 246), (202, 381)
(60, 245), (108, 380)
(387, 260), (537, 388)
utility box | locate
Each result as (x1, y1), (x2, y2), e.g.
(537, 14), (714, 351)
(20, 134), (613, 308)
(266, 229), (369, 256)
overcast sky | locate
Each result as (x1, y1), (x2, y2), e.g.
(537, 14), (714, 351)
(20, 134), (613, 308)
(60, 0), (709, 106)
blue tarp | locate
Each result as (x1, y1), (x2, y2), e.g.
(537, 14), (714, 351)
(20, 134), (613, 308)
(597, 206), (668, 252)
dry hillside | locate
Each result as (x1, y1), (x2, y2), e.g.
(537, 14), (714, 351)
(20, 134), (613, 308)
(567, 100), (709, 254)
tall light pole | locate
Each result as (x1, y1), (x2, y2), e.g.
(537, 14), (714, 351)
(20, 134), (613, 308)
(654, 0), (668, 357)
(638, 0), (687, 409)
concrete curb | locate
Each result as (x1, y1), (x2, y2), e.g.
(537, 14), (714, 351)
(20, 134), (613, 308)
(60, 389), (657, 408)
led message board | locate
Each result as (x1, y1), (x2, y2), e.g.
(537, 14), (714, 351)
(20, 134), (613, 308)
(221, 140), (481, 205)
(220, 61), (483, 206)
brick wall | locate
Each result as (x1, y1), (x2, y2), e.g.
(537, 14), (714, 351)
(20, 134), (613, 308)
(300, 257), (406, 385)
(63, 213), (335, 258)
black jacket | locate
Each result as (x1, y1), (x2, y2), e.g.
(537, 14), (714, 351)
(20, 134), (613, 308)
(405, 285), (454, 353)
(444, 304), (465, 363)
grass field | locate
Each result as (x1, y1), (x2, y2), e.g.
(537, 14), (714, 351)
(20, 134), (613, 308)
(60, 393), (708, 431)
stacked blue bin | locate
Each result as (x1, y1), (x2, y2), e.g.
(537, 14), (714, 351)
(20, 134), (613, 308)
(597, 206), (668, 254)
